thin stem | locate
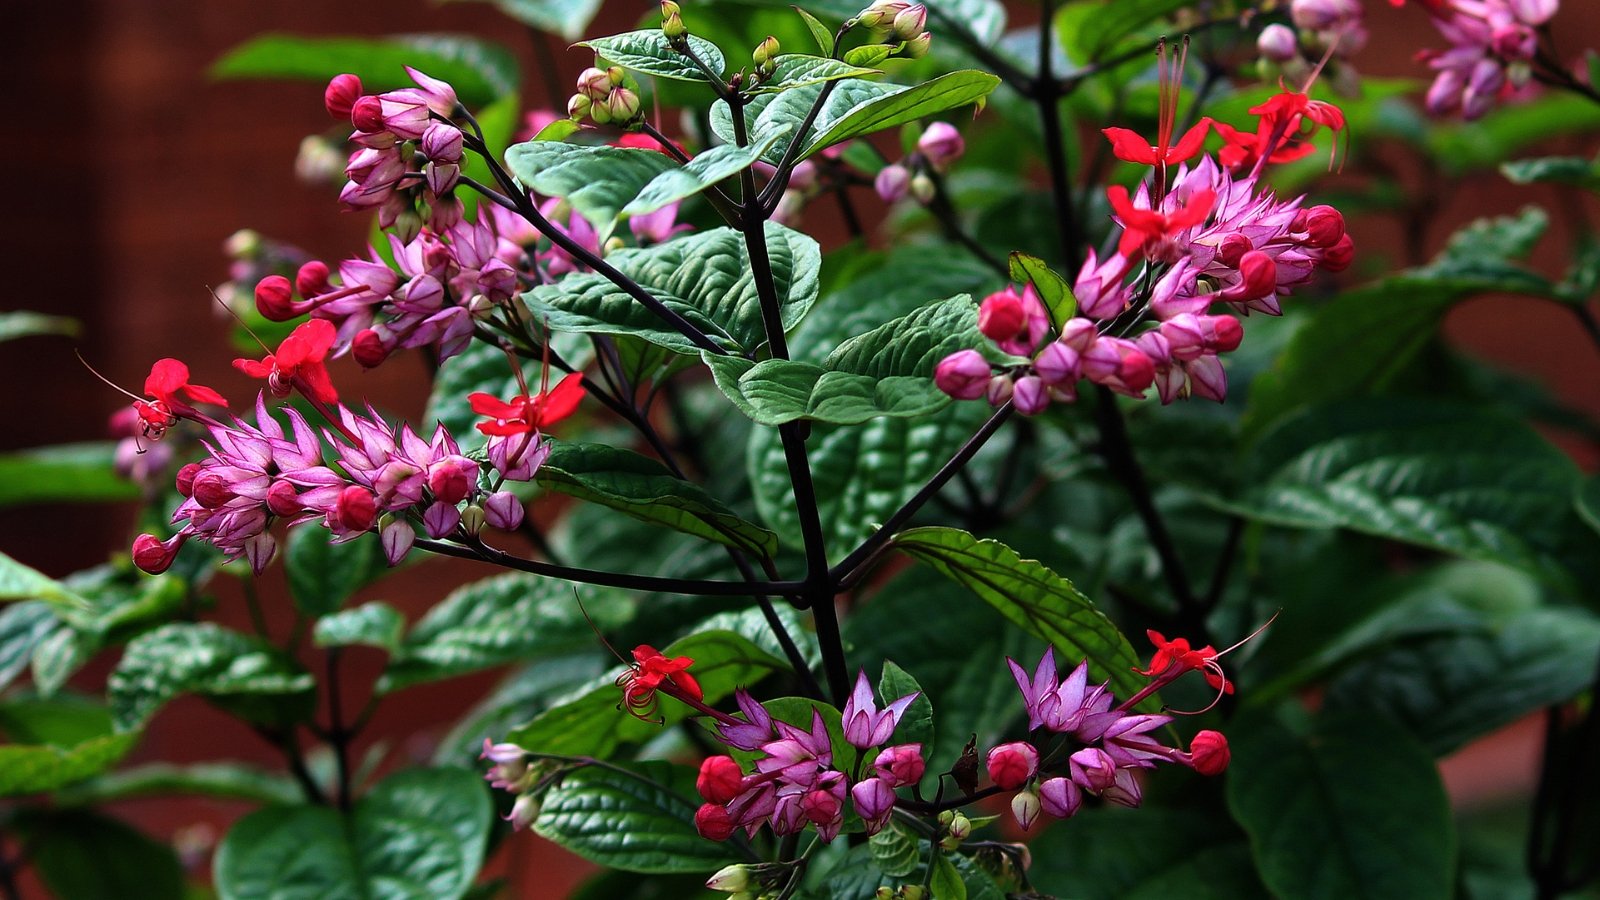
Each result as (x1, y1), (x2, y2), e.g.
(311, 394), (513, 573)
(413, 536), (804, 596)
(325, 648), (353, 811)
(758, 81), (842, 212)
(1203, 516), (1245, 611)
(924, 168), (1010, 275)
(1570, 303), (1600, 359)
(831, 405), (1015, 587)
(258, 726), (328, 805)
(241, 577), (271, 638)
(1036, 0), (1084, 271)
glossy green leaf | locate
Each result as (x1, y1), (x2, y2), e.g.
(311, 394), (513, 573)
(380, 572), (628, 693)
(932, 855), (967, 900)
(433, 654), (606, 768)
(0, 551), (87, 610)
(285, 528), (387, 617)
(215, 767), (491, 900)
(440, 0), (602, 41)
(869, 823), (921, 878)
(802, 70), (1000, 159)
(878, 660), (934, 750)
(537, 441), (779, 557)
(748, 54), (880, 94)
(1228, 711), (1454, 900)
(795, 8), (836, 56)
(212, 33), (519, 107)
(15, 809), (183, 900)
(1008, 252), (1076, 327)
(578, 30), (726, 83)
(623, 130), (785, 217)
(505, 141), (679, 243)
(1027, 807), (1266, 899)
(0, 310), (78, 342)
(313, 601), (407, 652)
(535, 761), (736, 873)
(0, 601), (61, 690)
(0, 442), (138, 506)
(58, 760), (303, 806)
(522, 223), (821, 355)
(506, 630), (786, 757)
(1066, 0), (1189, 59)
(31, 627), (91, 697)
(892, 527), (1152, 709)
(109, 623), (314, 731)
(1427, 94), (1600, 174)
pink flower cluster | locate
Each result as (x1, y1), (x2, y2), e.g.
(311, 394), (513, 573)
(987, 647), (1230, 829)
(1408, 0), (1559, 119)
(131, 394), (532, 576)
(693, 674), (924, 843)
(325, 70), (466, 234)
(936, 156), (1353, 411)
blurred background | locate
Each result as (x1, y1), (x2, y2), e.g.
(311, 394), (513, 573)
(4, 0), (1599, 896)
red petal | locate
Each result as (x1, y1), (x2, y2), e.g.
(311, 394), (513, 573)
(144, 358), (190, 399)
(476, 420), (532, 437)
(534, 374), (586, 427)
(633, 645), (663, 663)
(296, 362), (340, 406)
(1170, 190), (1215, 229)
(671, 670), (703, 703)
(233, 357), (274, 378)
(1166, 118), (1212, 165)
(298, 319), (338, 360)
(1105, 185), (1138, 220)
(1100, 127), (1159, 166)
(182, 383), (230, 407)
(468, 392), (526, 420)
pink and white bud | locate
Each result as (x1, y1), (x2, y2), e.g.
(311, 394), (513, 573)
(132, 532), (186, 575)
(873, 743), (926, 787)
(986, 373), (1014, 407)
(1010, 788), (1042, 830)
(705, 865), (753, 893)
(325, 74), (363, 120)
(420, 123), (464, 164)
(1462, 58), (1505, 120)
(483, 491), (525, 531)
(917, 122), (964, 171)
(336, 485), (378, 533)
(1082, 338), (1155, 396)
(606, 88), (642, 123)
(1188, 730), (1230, 776)
(402, 67), (459, 116)
(891, 4), (928, 41)
(1257, 24), (1299, 63)
(1187, 354), (1228, 402)
(1509, 0), (1558, 25)
(380, 517), (415, 566)
(576, 67), (612, 101)
(903, 32), (933, 58)
(875, 163), (911, 202)
(1012, 375), (1050, 416)
(1033, 340), (1082, 388)
(504, 793), (540, 831)
(243, 532), (277, 574)
(1069, 747), (1117, 792)
(1102, 767), (1143, 807)
(851, 777), (897, 834)
(934, 350), (992, 400)
(1290, 0), (1356, 30)
(1038, 776), (1083, 819)
(986, 741), (1039, 791)
(857, 0), (910, 30)
(422, 501), (462, 539)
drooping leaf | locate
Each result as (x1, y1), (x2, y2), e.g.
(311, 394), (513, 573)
(869, 823), (922, 878)
(57, 761), (303, 806)
(212, 33), (519, 107)
(14, 809), (184, 900)
(0, 311), (79, 343)
(1008, 252), (1076, 327)
(537, 441), (780, 557)
(108, 623), (315, 731)
(535, 761), (737, 873)
(893, 527), (1152, 709)
(0, 442), (138, 507)
(622, 129), (787, 218)
(578, 30), (727, 83)
(0, 551), (87, 610)
(285, 528), (388, 617)
(504, 141), (679, 244)
(215, 767), (492, 900)
(1228, 710), (1454, 900)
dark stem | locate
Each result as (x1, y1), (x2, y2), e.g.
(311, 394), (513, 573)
(325, 648), (353, 811)
(1203, 516), (1245, 610)
(1035, 0), (1084, 271)
(897, 784), (1004, 815)
(413, 536), (804, 596)
(1529, 647), (1600, 897)
(241, 577), (271, 638)
(258, 726), (328, 805)
(924, 168), (1010, 275)
(759, 81), (842, 212)
(1569, 303), (1600, 359)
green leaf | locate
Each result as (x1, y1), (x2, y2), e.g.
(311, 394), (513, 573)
(0, 442), (138, 506)
(285, 528), (387, 617)
(1501, 155), (1600, 190)
(1230, 399), (1594, 592)
(931, 854), (967, 900)
(0, 551), (87, 610)
(1228, 710), (1454, 900)
(802, 70), (1000, 160)
(31, 627), (91, 697)
(749, 54), (880, 95)
(15, 809), (183, 900)
(538, 441), (779, 557)
(0, 731), (138, 797)
(215, 767), (491, 900)
(877, 660), (934, 749)
(1067, 0), (1190, 60)
(1427, 93), (1600, 174)
(506, 630), (786, 757)
(0, 693), (115, 745)
(795, 8), (836, 56)
(505, 141), (679, 244)
(380, 572), (628, 694)
(578, 30), (726, 83)
(0, 311), (78, 342)
(892, 527), (1152, 709)
(212, 33), (519, 107)
(535, 761), (736, 873)
(313, 601), (407, 652)
(1578, 474), (1600, 537)
(843, 44), (895, 68)
(109, 623), (314, 731)
(869, 823), (922, 877)
(57, 761), (303, 806)
(0, 601), (62, 690)
(440, 0), (603, 41)
(523, 223), (821, 356)
(1007, 252), (1076, 327)
(622, 130), (787, 217)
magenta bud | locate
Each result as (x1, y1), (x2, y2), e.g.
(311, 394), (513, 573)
(422, 501), (461, 538)
(986, 741), (1039, 791)
(191, 471), (235, 509)
(266, 480), (302, 517)
(986, 373), (1014, 407)
(917, 121), (965, 171)
(427, 457), (476, 505)
(1039, 776), (1083, 819)
(484, 490), (525, 531)
(1322, 233), (1355, 272)
(420, 123), (464, 164)
(1033, 341), (1080, 388)
(351, 329), (391, 369)
(934, 350), (992, 400)
(1216, 233), (1253, 268)
(351, 95), (386, 133)
(325, 74), (364, 120)
(1257, 24), (1298, 63)
(874, 163), (911, 202)
(132, 533), (182, 575)
(175, 462), (202, 497)
(1189, 730), (1231, 776)
(1012, 375), (1050, 416)
(380, 518), (415, 566)
(697, 756), (745, 805)
(295, 261), (330, 297)
(254, 275), (298, 322)
(1069, 747), (1117, 792)
(336, 485), (377, 533)
(1236, 250), (1278, 298)
(977, 290), (1026, 342)
(1303, 205), (1345, 248)
(696, 803), (736, 842)
(851, 777), (897, 834)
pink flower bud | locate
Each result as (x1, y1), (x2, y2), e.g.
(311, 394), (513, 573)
(483, 490), (525, 531)
(1038, 776), (1083, 819)
(132, 532), (183, 575)
(1204, 314), (1244, 353)
(381, 518), (415, 566)
(266, 480), (302, 517)
(191, 471), (235, 509)
(1426, 68), (1466, 116)
(697, 756), (745, 804)
(695, 803), (735, 841)
(567, 93), (592, 120)
(606, 88), (642, 123)
(1012, 375), (1050, 416)
(175, 462), (202, 497)
(986, 373), (1014, 407)
(873, 743), (926, 787)
(296, 261), (330, 297)
(1303, 205), (1344, 248)
(934, 350), (992, 400)
(1011, 789), (1042, 830)
(254, 275), (298, 322)
(1216, 232), (1253, 268)
(1189, 355), (1228, 403)
(1509, 0), (1557, 25)
(1189, 730), (1230, 776)
(244, 532), (277, 575)
(1103, 767), (1143, 807)
(577, 68), (612, 101)
(1290, 0), (1353, 30)
(917, 122), (964, 171)
(1069, 747), (1117, 792)
(1083, 338), (1154, 396)
(427, 457), (476, 505)
(977, 291), (1026, 342)
(851, 777), (896, 834)
(1257, 24), (1298, 63)
(352, 329), (392, 369)
(903, 32), (933, 58)
(422, 501), (461, 539)
(1491, 23), (1537, 61)
(351, 95), (386, 133)
(505, 793), (540, 830)
(858, 1), (910, 30)
(1463, 59), (1505, 120)
(336, 485), (377, 533)
(1032, 340), (1081, 388)
(875, 163), (911, 202)
(891, 4), (928, 41)
(1236, 250), (1278, 298)
(1321, 233), (1355, 272)
(986, 741), (1039, 791)
(325, 74), (364, 120)
(421, 123), (464, 164)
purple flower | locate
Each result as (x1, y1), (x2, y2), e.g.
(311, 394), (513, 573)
(757, 710), (833, 785)
(840, 670), (920, 749)
(715, 689), (775, 751)
(851, 777), (897, 834)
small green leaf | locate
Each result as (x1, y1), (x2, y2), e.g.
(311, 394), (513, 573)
(0, 311), (78, 343)
(440, 0), (603, 41)
(623, 129), (787, 217)
(313, 601), (407, 652)
(1070, 0), (1190, 59)
(931, 854), (967, 900)
(893, 527), (1152, 710)
(504, 141), (679, 243)
(796, 8), (837, 56)
(534, 117), (582, 142)
(579, 30), (727, 83)
(843, 44), (894, 68)
(1007, 252), (1076, 327)
(1501, 155), (1600, 190)
(1228, 710), (1454, 900)
(215, 767), (491, 900)
(869, 823), (922, 878)
(538, 441), (780, 557)
(878, 661), (934, 749)
(0, 442), (138, 507)
(15, 809), (183, 900)
(212, 33), (519, 107)
(535, 761), (736, 873)
(285, 528), (387, 617)
(109, 623), (314, 731)
(748, 54), (879, 95)
(0, 551), (87, 610)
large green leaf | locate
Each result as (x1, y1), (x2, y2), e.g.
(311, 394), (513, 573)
(578, 30), (727, 83)
(535, 761), (737, 873)
(440, 0), (603, 41)
(285, 528), (388, 617)
(748, 54), (881, 95)
(1228, 711), (1454, 900)
(522, 223), (821, 355)
(506, 630), (786, 756)
(380, 572), (629, 693)
(0, 442), (137, 506)
(215, 768), (491, 900)
(58, 761), (303, 806)
(14, 809), (183, 900)
(212, 34), (519, 108)
(0, 698), (138, 796)
(108, 623), (314, 731)
(622, 130), (787, 218)
(505, 141), (679, 243)
(1229, 399), (1594, 592)
(537, 441), (779, 557)
(1027, 807), (1266, 899)
(892, 527), (1152, 710)
(1427, 93), (1600, 174)
(0, 551), (87, 610)
(803, 70), (999, 158)
(313, 601), (408, 653)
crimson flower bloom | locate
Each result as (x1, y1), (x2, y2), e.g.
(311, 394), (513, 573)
(468, 372), (585, 436)
(1219, 90), (1346, 171)
(1135, 630), (1233, 694)
(233, 318), (339, 405)
(617, 644), (702, 721)
(136, 359), (229, 438)
(1106, 185), (1215, 259)
(1101, 38), (1211, 171)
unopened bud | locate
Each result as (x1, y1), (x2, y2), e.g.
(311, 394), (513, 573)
(1011, 789), (1042, 830)
(977, 291), (1026, 341)
(352, 328), (391, 369)
(1321, 233), (1355, 272)
(891, 4), (928, 41)
(706, 864), (753, 893)
(902, 32), (932, 58)
(460, 503), (485, 536)
(695, 803), (735, 841)
(254, 275), (297, 321)
(336, 485), (378, 533)
(1012, 375), (1050, 416)
(577, 67), (611, 101)
(380, 516), (415, 566)
(266, 479), (302, 517)
(350, 95), (385, 133)
(295, 260), (330, 297)
(901, 886), (927, 900)
(175, 462), (202, 497)
(987, 741), (1039, 791)
(192, 471), (235, 509)
(917, 121), (965, 171)
(1189, 730), (1231, 776)
(986, 373), (1014, 407)
(1303, 205), (1345, 248)
(132, 533), (182, 575)
(505, 793), (541, 831)
(606, 88), (642, 123)
(940, 811), (971, 849)
(1257, 24), (1299, 63)
(698, 755), (746, 804)
(224, 228), (262, 259)
(857, 1), (909, 31)
(567, 93), (592, 121)
(874, 163), (911, 202)
(753, 35), (780, 67)
(909, 172), (935, 204)
(663, 11), (686, 39)
(325, 74), (364, 120)
(1216, 232), (1253, 268)
(483, 490), (525, 531)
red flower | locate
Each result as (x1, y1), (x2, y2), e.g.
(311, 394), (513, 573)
(468, 372), (585, 436)
(1218, 91), (1346, 172)
(134, 358), (228, 438)
(1106, 185), (1215, 259)
(617, 644), (702, 720)
(1100, 37), (1210, 170)
(1135, 630), (1233, 694)
(233, 318), (339, 405)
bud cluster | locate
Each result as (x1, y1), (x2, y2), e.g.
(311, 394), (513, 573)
(1256, 0), (1368, 91)
(327, 70), (466, 235)
(567, 65), (641, 127)
(875, 121), (965, 205)
(855, 2), (933, 57)
(1414, 0), (1559, 119)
